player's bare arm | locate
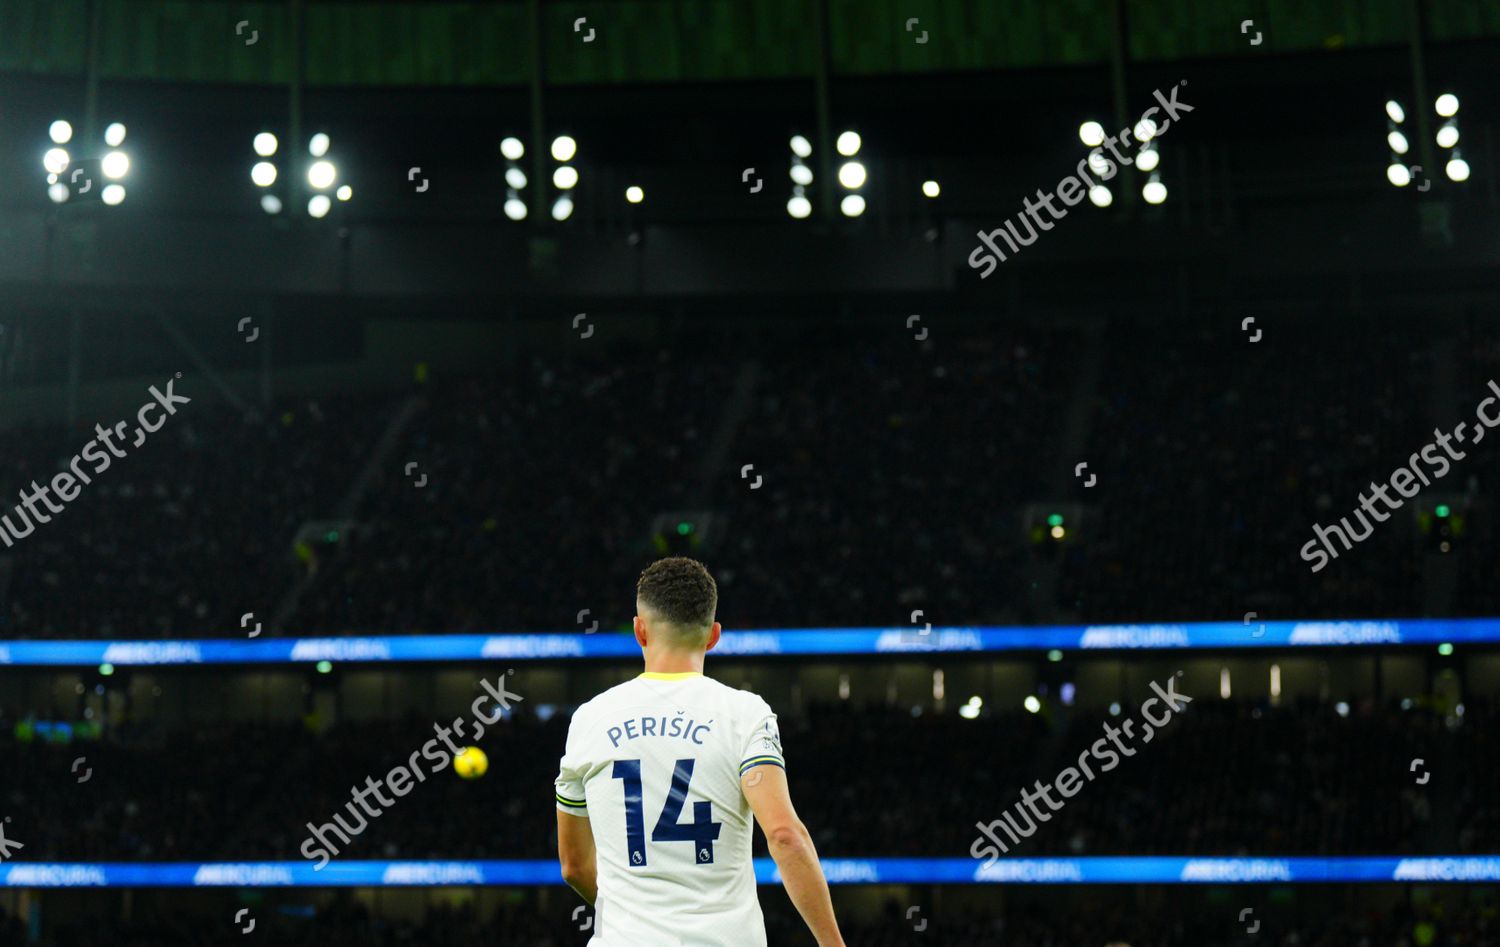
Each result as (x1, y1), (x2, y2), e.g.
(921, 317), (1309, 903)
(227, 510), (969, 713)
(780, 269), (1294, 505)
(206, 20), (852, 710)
(743, 764), (845, 947)
(557, 809), (599, 905)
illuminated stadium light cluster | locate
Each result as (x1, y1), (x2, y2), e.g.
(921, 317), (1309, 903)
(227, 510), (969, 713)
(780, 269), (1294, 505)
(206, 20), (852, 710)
(835, 130), (866, 218)
(1435, 93), (1469, 183)
(1132, 115), (1166, 205)
(1387, 95), (1470, 187)
(500, 136), (527, 220)
(1077, 121), (1114, 208)
(1079, 117), (1165, 206)
(1385, 99), (1414, 186)
(550, 135), (577, 221)
(251, 131), (351, 216)
(787, 134), (813, 219)
(45, 119), (130, 206)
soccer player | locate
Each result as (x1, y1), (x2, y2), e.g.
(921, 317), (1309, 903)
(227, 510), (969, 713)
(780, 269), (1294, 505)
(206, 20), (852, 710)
(555, 557), (845, 947)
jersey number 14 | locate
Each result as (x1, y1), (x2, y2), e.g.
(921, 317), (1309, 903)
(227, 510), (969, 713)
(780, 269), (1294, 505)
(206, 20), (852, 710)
(612, 758), (723, 866)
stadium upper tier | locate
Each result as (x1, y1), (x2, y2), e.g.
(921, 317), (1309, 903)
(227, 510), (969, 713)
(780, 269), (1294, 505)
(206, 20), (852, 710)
(1, 320), (1493, 639)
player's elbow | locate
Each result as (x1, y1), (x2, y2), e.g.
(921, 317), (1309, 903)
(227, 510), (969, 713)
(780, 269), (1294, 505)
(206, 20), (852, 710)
(766, 820), (813, 857)
(559, 856), (587, 885)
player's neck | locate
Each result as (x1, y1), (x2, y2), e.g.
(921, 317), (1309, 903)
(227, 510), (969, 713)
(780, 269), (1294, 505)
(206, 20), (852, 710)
(642, 648), (705, 676)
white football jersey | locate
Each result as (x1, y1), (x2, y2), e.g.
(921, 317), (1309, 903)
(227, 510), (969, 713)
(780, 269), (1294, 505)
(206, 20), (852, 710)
(556, 671), (785, 947)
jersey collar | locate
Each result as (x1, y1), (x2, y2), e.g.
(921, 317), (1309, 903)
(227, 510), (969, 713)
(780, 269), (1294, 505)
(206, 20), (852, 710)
(639, 671), (703, 681)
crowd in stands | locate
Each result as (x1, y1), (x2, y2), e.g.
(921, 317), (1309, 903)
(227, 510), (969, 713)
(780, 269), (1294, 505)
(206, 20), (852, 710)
(5, 316), (1497, 638)
(1056, 317), (1437, 623)
(293, 347), (721, 635)
(3, 697), (1474, 863)
(12, 891), (1499, 946)
(0, 394), (391, 639)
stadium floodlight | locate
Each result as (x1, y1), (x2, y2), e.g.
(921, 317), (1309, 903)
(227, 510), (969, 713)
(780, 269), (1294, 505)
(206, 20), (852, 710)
(837, 161), (866, 189)
(550, 135), (577, 162)
(336, 185), (353, 201)
(261, 194), (283, 214)
(835, 130), (861, 157)
(309, 133), (330, 157)
(1435, 93), (1459, 118)
(789, 135), (812, 158)
(1436, 122), (1459, 149)
(308, 160), (337, 189)
(1220, 667), (1231, 699)
(1088, 151), (1111, 175)
(504, 196), (528, 220)
(839, 193), (865, 217)
(251, 161), (277, 186)
(1387, 130), (1409, 154)
(1385, 100), (1406, 123)
(1387, 162), (1412, 187)
(625, 185), (644, 204)
(1023, 695), (1041, 714)
(253, 132), (279, 157)
(1142, 175), (1167, 204)
(101, 151), (130, 179)
(43, 148), (70, 174)
(922, 180), (940, 198)
(1088, 184), (1113, 207)
(48, 182), (69, 204)
(551, 195), (574, 220)
(308, 194), (332, 218)
(958, 701), (981, 720)
(505, 168), (528, 190)
(787, 192), (812, 219)
(500, 137), (525, 160)
(1133, 116), (1158, 143)
(552, 165), (579, 190)
(1136, 144), (1160, 172)
(101, 184), (125, 206)
(1078, 121), (1105, 147)
(790, 162), (813, 186)
(49, 120), (73, 144)
(1446, 154), (1470, 182)
(104, 123), (127, 147)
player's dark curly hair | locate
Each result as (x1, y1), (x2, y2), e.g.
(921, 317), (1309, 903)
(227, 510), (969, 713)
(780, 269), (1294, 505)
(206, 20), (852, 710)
(636, 557), (718, 631)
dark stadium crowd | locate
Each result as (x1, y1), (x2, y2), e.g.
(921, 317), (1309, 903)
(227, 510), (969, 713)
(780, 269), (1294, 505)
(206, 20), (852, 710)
(0, 393), (392, 639)
(11, 892), (1499, 947)
(1055, 317), (1436, 624)
(5, 317), (1491, 641)
(2, 697), (1477, 862)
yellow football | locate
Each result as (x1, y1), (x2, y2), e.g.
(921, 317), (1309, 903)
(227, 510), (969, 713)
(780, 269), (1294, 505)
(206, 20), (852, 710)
(454, 746), (489, 779)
